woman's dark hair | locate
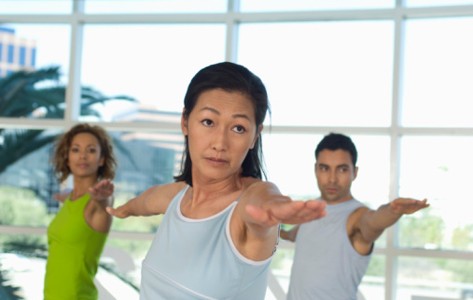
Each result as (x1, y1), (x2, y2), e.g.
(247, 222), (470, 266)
(174, 62), (270, 185)
(315, 132), (358, 167)
(53, 123), (117, 182)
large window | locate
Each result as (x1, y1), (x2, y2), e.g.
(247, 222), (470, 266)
(400, 136), (473, 251)
(239, 21), (394, 127)
(1, 1), (472, 300)
(402, 17), (473, 127)
(81, 24), (226, 119)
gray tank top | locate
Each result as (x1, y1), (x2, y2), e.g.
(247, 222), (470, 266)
(287, 199), (371, 300)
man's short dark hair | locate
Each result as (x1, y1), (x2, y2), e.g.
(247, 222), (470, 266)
(315, 133), (358, 166)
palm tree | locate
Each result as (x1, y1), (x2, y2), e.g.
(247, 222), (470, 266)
(0, 66), (136, 174)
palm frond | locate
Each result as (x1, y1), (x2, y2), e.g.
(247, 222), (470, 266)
(0, 129), (56, 174)
(0, 67), (61, 117)
(0, 66), (137, 177)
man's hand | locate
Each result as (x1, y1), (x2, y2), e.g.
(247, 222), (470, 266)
(389, 198), (429, 215)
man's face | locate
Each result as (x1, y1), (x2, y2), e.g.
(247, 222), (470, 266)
(315, 149), (358, 204)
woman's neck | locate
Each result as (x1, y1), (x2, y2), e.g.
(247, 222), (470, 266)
(71, 176), (98, 200)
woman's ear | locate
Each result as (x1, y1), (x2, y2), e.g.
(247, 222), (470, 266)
(181, 109), (188, 136)
(250, 124), (263, 149)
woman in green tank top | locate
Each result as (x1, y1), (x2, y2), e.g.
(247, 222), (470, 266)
(44, 123), (117, 300)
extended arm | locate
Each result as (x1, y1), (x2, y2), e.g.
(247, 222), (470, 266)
(106, 181), (186, 218)
(241, 181), (326, 236)
(231, 181), (326, 260)
(86, 179), (115, 232)
(355, 197), (429, 245)
(89, 179), (114, 208)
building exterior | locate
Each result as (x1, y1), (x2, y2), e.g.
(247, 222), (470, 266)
(0, 27), (36, 77)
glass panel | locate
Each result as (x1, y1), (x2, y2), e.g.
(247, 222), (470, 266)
(350, 135), (391, 209)
(240, 0), (394, 12)
(397, 257), (473, 300)
(0, 24), (70, 119)
(406, 0), (473, 7)
(263, 133), (322, 198)
(0, 24), (70, 77)
(0, 128), (58, 226)
(402, 17), (473, 127)
(239, 21), (394, 127)
(81, 24), (226, 120)
(0, 185), (55, 226)
(360, 254), (386, 299)
(399, 136), (473, 251)
(85, 0), (227, 14)
(0, 0), (72, 14)
(109, 129), (183, 233)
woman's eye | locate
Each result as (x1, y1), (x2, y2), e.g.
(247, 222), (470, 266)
(202, 119), (213, 127)
(232, 125), (246, 134)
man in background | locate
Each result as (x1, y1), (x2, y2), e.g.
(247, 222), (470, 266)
(280, 132), (429, 300)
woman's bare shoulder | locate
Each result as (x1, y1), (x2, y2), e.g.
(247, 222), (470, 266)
(152, 181), (188, 199)
(241, 176), (263, 188)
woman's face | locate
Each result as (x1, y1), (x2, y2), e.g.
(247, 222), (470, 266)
(67, 132), (104, 179)
(182, 88), (261, 183)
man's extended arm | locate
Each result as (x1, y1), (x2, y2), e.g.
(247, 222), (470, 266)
(356, 198), (429, 244)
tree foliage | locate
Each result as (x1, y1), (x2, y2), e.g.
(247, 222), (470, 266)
(0, 66), (136, 174)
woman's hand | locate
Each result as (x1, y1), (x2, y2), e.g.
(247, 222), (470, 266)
(245, 197), (327, 228)
(89, 179), (114, 203)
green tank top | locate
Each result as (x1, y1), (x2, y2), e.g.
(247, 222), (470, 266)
(44, 193), (108, 300)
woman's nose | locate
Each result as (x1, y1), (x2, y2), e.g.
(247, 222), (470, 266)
(211, 128), (228, 151)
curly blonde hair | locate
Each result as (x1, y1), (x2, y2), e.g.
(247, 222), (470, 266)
(52, 123), (117, 183)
